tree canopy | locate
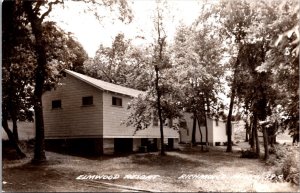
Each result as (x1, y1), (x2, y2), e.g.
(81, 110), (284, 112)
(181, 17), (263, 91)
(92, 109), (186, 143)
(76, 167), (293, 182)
(3, 0), (299, 161)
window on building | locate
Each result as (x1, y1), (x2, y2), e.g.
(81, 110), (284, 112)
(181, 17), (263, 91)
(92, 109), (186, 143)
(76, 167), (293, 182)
(52, 100), (61, 109)
(82, 96), (93, 106)
(112, 96), (122, 107)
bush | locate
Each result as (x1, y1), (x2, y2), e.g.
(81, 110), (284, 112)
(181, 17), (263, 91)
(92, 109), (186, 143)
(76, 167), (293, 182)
(264, 145), (300, 185)
(269, 147), (276, 154)
(274, 146), (287, 159)
(269, 144), (290, 159)
(265, 156), (280, 166)
(240, 150), (259, 159)
(281, 150), (300, 185)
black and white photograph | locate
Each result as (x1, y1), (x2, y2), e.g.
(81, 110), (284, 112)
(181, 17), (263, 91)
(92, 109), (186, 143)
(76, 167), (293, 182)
(1, 0), (299, 192)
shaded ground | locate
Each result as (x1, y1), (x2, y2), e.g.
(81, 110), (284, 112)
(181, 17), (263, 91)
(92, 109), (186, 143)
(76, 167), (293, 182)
(2, 141), (299, 192)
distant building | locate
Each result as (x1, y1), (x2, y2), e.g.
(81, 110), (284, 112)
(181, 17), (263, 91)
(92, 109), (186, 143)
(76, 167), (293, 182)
(179, 113), (230, 146)
(42, 70), (179, 154)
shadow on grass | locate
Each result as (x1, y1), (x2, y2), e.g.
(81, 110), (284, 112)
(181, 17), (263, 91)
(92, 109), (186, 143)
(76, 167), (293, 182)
(178, 145), (242, 157)
(2, 140), (34, 161)
(130, 152), (207, 168)
(2, 160), (86, 192)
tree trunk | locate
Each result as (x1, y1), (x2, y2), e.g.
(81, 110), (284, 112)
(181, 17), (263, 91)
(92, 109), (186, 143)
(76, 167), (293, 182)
(245, 130), (249, 142)
(4, 0), (20, 143)
(154, 66), (165, 156)
(2, 115), (26, 158)
(192, 113), (197, 146)
(154, 8), (166, 156)
(7, 79), (19, 142)
(8, 79), (19, 142)
(24, 2), (47, 163)
(245, 121), (249, 142)
(204, 113), (209, 148)
(271, 121), (278, 147)
(226, 51), (241, 153)
(249, 121), (252, 145)
(226, 88), (235, 152)
(196, 116), (204, 151)
(253, 114), (260, 157)
(269, 137), (274, 147)
(250, 120), (255, 150)
(33, 96), (47, 163)
(262, 125), (269, 160)
(12, 115), (19, 141)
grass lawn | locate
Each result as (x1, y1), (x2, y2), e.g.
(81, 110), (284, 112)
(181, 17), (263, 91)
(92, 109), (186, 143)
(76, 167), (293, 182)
(2, 142), (299, 192)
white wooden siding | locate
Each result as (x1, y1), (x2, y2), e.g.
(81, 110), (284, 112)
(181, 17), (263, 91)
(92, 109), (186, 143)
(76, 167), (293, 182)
(43, 73), (178, 139)
(43, 74), (103, 138)
(178, 113), (229, 145)
(102, 92), (178, 138)
(211, 119), (227, 143)
(179, 113), (208, 143)
(206, 117), (214, 143)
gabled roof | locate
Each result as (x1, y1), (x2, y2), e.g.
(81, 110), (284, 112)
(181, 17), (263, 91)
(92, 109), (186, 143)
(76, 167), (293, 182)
(65, 70), (144, 98)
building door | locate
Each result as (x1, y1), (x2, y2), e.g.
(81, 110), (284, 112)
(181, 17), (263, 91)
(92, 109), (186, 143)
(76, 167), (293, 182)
(168, 138), (174, 149)
(114, 138), (133, 153)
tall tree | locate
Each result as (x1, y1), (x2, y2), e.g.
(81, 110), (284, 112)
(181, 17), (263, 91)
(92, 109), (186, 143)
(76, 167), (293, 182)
(216, 0), (256, 152)
(152, 1), (171, 155)
(2, 0), (35, 156)
(237, 42), (276, 158)
(126, 0), (183, 155)
(84, 33), (150, 90)
(2, 1), (89, 158)
(240, 0), (299, 158)
(172, 15), (224, 148)
(23, 1), (66, 163)
(255, 0), (299, 143)
(4, 0), (132, 163)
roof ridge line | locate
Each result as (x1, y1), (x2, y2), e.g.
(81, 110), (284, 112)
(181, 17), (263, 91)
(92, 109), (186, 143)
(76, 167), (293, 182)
(64, 69), (144, 97)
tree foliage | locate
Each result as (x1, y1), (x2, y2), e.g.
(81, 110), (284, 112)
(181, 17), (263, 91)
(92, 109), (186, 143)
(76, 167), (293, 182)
(214, 0), (299, 157)
(255, 0), (299, 140)
(126, 0), (183, 155)
(172, 9), (225, 147)
(2, 0), (131, 163)
(84, 33), (150, 90)
(215, 0), (256, 152)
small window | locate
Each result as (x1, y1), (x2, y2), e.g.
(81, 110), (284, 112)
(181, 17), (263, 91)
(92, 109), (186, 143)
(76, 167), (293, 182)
(82, 96), (93, 106)
(215, 119), (219, 126)
(112, 97), (122, 107)
(52, 100), (61, 109)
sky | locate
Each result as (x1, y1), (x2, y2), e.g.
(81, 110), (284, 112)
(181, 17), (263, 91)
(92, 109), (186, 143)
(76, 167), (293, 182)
(48, 0), (230, 106)
(48, 0), (205, 58)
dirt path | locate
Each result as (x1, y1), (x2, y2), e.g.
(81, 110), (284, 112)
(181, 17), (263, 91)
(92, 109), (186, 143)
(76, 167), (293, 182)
(2, 145), (299, 192)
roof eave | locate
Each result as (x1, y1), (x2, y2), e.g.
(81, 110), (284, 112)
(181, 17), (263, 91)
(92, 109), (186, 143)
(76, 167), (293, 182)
(64, 69), (143, 98)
